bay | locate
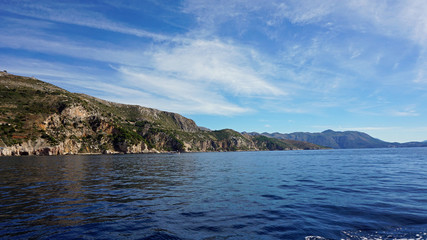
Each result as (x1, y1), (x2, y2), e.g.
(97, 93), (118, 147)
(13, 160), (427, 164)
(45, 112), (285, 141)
(1, 148), (427, 239)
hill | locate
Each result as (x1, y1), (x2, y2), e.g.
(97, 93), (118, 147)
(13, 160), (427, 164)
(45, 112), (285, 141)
(246, 130), (427, 149)
(0, 72), (326, 156)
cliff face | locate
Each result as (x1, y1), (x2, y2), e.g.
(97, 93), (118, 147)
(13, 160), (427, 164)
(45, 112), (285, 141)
(0, 73), (324, 156)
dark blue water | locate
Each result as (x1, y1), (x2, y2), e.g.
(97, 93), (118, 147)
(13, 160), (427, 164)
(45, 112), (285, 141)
(1, 148), (427, 239)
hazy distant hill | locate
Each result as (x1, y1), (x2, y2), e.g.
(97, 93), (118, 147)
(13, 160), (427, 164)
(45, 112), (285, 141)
(0, 72), (325, 156)
(246, 130), (427, 149)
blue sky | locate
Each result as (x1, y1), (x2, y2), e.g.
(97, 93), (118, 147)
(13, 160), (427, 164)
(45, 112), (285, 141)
(1, 0), (426, 142)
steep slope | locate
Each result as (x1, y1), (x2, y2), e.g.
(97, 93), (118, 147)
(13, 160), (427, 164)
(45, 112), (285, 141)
(0, 73), (325, 156)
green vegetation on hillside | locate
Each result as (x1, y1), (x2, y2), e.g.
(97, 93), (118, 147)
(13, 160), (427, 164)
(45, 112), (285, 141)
(0, 73), (325, 156)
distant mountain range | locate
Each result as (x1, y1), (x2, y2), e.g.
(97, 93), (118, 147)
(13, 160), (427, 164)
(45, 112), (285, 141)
(245, 130), (427, 149)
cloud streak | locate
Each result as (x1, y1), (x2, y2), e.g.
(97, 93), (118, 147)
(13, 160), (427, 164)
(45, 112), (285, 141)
(184, 0), (427, 46)
(1, 0), (173, 41)
(114, 38), (286, 115)
(151, 39), (285, 96)
(118, 67), (250, 115)
(1, 12), (283, 115)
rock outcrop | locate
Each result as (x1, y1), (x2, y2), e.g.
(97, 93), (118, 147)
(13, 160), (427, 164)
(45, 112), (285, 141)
(0, 73), (326, 156)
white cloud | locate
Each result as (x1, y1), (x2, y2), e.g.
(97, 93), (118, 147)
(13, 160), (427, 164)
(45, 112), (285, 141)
(151, 39), (285, 96)
(348, 0), (427, 46)
(113, 37), (287, 115)
(182, 0), (335, 29)
(68, 80), (149, 98)
(2, 1), (172, 41)
(0, 32), (149, 66)
(183, 0), (261, 26)
(0, 54), (249, 115)
(273, 0), (336, 24)
(184, 0), (427, 47)
(282, 0), (427, 48)
(0, 56), (99, 81)
(413, 53), (427, 84)
(117, 66), (250, 115)
(389, 109), (419, 117)
(0, 9), (285, 116)
(414, 69), (426, 84)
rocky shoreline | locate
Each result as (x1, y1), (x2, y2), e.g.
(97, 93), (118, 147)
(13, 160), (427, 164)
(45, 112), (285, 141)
(0, 73), (325, 157)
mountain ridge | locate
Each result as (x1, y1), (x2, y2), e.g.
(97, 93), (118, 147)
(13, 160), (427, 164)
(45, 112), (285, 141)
(245, 130), (427, 149)
(0, 72), (325, 156)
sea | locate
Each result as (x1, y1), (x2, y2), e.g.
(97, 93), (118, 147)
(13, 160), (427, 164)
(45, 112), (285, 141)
(1, 148), (427, 240)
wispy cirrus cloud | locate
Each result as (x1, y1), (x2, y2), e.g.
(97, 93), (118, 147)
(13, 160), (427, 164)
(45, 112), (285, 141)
(151, 39), (285, 96)
(1, 0), (172, 41)
(345, 0), (427, 46)
(113, 38), (285, 115)
(117, 66), (250, 115)
(389, 106), (420, 117)
(0, 55), (98, 81)
(184, 0), (427, 46)
(0, 55), (217, 113)
(183, 0), (427, 86)
(0, 30), (151, 66)
(1, 7), (284, 115)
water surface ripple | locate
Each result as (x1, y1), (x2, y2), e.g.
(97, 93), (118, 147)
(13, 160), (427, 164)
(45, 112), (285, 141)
(1, 148), (427, 239)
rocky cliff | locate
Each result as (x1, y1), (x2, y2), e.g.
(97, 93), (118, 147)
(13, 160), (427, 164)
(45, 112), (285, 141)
(0, 73), (325, 156)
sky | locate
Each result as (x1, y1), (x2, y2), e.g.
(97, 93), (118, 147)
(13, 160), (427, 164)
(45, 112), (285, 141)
(1, 0), (427, 143)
